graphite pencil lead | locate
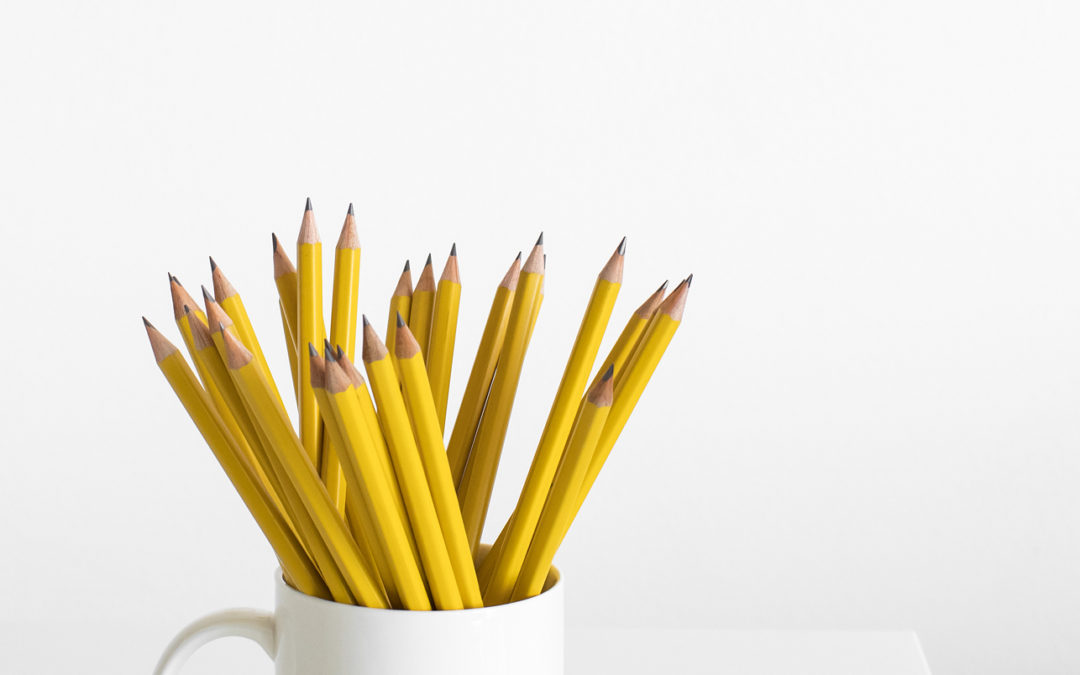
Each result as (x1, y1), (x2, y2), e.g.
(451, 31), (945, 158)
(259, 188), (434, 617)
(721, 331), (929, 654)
(450, 242), (457, 257)
(347, 202), (354, 216)
(515, 251), (522, 261)
(201, 285), (214, 303)
(209, 256), (217, 271)
(272, 232), (280, 251)
(324, 338), (336, 360)
(361, 314), (371, 327)
(403, 259), (411, 273)
(536, 232), (544, 246)
(142, 316), (153, 329)
(305, 197), (313, 211)
(601, 363), (615, 381)
(425, 253), (432, 267)
(686, 274), (693, 288)
(618, 236), (627, 255)
(396, 312), (406, 327)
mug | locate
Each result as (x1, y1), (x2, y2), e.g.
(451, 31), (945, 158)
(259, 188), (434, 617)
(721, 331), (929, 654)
(153, 563), (564, 675)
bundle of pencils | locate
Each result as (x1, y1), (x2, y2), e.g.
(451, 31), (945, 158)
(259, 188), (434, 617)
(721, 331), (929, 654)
(143, 199), (690, 609)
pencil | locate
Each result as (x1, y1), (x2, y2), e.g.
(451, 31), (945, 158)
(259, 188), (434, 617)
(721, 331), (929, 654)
(481, 238), (624, 605)
(144, 319), (330, 601)
(408, 253), (436, 357)
(599, 280), (667, 387)
(511, 365), (614, 601)
(426, 244), (461, 429)
(319, 205), (362, 515)
(212, 257), (286, 411)
(319, 346), (433, 611)
(296, 199), (326, 468)
(272, 233), (300, 400)
(394, 318), (483, 607)
(310, 345), (399, 609)
(362, 316), (463, 610)
(457, 235), (544, 555)
(221, 326), (388, 608)
(385, 260), (412, 365)
(445, 253), (520, 488)
(576, 276), (691, 515)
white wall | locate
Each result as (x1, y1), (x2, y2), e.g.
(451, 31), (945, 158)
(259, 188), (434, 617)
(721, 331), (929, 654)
(1, 2), (1078, 673)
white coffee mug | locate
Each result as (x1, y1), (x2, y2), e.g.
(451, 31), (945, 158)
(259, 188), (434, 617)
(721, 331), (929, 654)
(153, 563), (564, 675)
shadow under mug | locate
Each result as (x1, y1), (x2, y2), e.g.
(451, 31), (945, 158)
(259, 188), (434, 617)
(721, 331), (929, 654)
(153, 558), (564, 675)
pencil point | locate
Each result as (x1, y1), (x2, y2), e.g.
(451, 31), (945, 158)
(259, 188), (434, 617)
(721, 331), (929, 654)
(347, 202), (354, 216)
(336, 345), (344, 360)
(272, 232), (279, 251)
(658, 280), (669, 292)
(305, 197), (313, 211)
(209, 256), (217, 271)
(516, 251), (522, 261)
(602, 363), (615, 381)
(450, 242), (457, 257)
(324, 339), (336, 361)
(403, 259), (411, 273)
(362, 314), (371, 327)
(142, 316), (153, 329)
(308, 342), (319, 358)
(396, 312), (406, 327)
(536, 232), (544, 246)
(618, 236), (627, 255)
(201, 285), (213, 302)
(686, 273), (693, 288)
(425, 253), (432, 267)
(217, 321), (225, 333)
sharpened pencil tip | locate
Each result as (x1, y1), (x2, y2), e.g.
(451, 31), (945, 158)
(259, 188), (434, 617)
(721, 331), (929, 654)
(272, 232), (279, 251)
(308, 342), (319, 358)
(324, 339), (336, 361)
(686, 273), (693, 287)
(601, 364), (615, 381)
(336, 345), (344, 359)
(536, 232), (544, 246)
(403, 260), (411, 273)
(217, 321), (225, 333)
(347, 202), (354, 216)
(658, 280), (669, 292)
(201, 285), (213, 302)
(362, 314), (371, 327)
(618, 236), (627, 255)
(450, 242), (457, 257)
(425, 253), (432, 266)
(396, 312), (405, 327)
(209, 256), (217, 271)
(305, 197), (313, 211)
(515, 251), (522, 261)
(142, 316), (153, 329)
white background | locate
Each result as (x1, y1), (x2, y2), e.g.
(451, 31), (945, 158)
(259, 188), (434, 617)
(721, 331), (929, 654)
(1, 1), (1078, 673)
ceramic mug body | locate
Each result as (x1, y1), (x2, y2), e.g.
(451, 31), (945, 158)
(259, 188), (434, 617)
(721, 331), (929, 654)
(154, 564), (564, 675)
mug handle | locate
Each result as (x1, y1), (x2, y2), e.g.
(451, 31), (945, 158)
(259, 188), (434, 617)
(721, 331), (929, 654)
(152, 608), (276, 675)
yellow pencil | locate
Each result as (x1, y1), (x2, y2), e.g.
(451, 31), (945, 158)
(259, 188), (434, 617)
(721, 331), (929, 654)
(319, 205), (361, 516)
(426, 244), (461, 429)
(337, 347), (425, 580)
(576, 276), (690, 514)
(296, 198), (326, 467)
(386, 260), (412, 367)
(394, 318), (483, 607)
(221, 326), (387, 608)
(272, 233), (300, 400)
(597, 280), (667, 387)
(212, 257), (285, 410)
(482, 238), (624, 605)
(144, 319), (330, 600)
(511, 366), (614, 601)
(445, 253), (520, 488)
(362, 316), (463, 610)
(408, 254), (436, 357)
(309, 344), (399, 609)
(318, 348), (433, 611)
(458, 235), (544, 555)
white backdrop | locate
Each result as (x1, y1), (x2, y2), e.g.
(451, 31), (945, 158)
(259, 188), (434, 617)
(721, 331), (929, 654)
(1, 1), (1078, 673)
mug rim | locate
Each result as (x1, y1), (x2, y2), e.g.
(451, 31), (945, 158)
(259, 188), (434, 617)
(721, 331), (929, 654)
(274, 563), (562, 614)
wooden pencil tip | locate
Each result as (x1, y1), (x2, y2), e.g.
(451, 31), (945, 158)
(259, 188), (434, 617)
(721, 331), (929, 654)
(618, 236), (627, 255)
(336, 345), (345, 360)
(686, 273), (693, 288)
(347, 202), (354, 216)
(324, 338), (336, 360)
(221, 325), (254, 368)
(602, 363), (615, 381)
(425, 252), (433, 267)
(599, 240), (626, 283)
(450, 242), (457, 257)
(201, 285), (214, 302)
(396, 312), (406, 327)
(145, 320), (178, 362)
(362, 314), (371, 327)
(305, 197), (313, 211)
(403, 259), (411, 273)
(536, 232), (544, 246)
(208, 255), (217, 271)
(272, 232), (279, 251)
(589, 365), (615, 406)
(362, 320), (389, 363)
(142, 316), (153, 329)
(394, 319), (420, 359)
(658, 280), (669, 292)
(515, 251), (522, 261)
(308, 342), (319, 358)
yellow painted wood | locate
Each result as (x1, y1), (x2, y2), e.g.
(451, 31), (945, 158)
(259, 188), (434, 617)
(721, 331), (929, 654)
(426, 277), (461, 429)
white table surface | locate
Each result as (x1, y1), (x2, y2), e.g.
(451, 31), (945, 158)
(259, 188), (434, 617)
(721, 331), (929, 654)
(568, 629), (932, 675)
